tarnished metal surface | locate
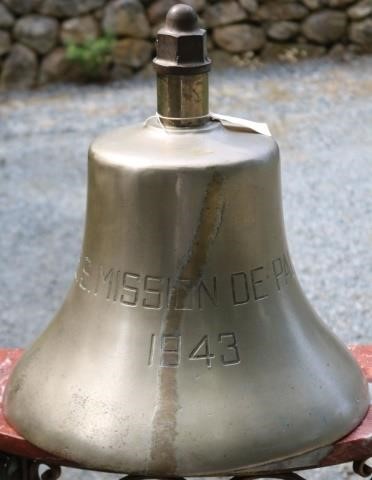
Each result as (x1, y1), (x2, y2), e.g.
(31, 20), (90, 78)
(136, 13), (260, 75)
(154, 5), (210, 128)
(153, 4), (211, 76)
(3, 4), (370, 477)
(0, 348), (372, 473)
(4, 116), (369, 475)
(156, 74), (209, 127)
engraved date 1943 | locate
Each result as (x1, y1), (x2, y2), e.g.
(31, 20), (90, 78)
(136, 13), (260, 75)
(148, 332), (240, 369)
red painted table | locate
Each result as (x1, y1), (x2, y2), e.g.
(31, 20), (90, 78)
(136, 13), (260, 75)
(0, 346), (371, 479)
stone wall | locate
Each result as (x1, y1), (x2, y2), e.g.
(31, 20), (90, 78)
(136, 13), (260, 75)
(0, 0), (372, 89)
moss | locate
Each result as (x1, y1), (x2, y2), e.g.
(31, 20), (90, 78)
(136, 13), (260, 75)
(65, 35), (116, 80)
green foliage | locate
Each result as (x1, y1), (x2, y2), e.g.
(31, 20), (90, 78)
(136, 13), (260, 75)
(65, 35), (116, 79)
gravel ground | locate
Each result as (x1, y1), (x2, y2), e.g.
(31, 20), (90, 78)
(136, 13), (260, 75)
(0, 57), (371, 480)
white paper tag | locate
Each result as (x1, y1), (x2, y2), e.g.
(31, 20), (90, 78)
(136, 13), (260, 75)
(210, 112), (271, 136)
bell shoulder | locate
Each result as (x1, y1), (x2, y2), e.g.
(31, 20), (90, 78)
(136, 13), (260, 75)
(88, 120), (280, 172)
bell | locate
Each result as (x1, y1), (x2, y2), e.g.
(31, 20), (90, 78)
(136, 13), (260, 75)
(4, 4), (369, 477)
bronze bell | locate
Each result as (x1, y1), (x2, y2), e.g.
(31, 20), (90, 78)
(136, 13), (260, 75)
(4, 4), (369, 477)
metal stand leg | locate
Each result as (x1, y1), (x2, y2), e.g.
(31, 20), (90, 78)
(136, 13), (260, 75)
(1, 454), (371, 480)
(0, 453), (61, 480)
(354, 459), (372, 479)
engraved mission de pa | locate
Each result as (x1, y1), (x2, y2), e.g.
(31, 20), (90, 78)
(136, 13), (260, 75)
(4, 4), (369, 478)
(75, 252), (295, 309)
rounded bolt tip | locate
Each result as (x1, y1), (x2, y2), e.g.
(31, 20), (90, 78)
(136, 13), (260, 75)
(165, 4), (199, 33)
